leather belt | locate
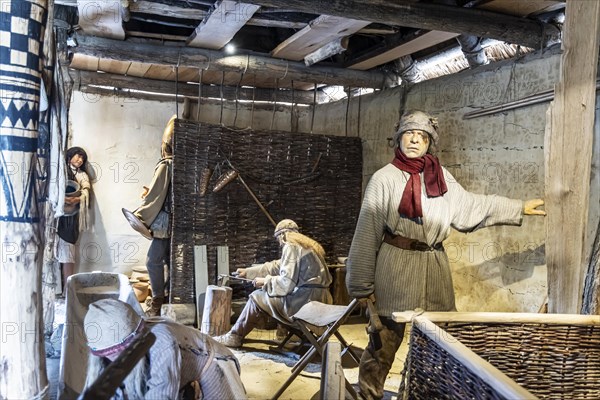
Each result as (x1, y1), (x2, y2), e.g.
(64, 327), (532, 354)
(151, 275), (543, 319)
(383, 232), (443, 252)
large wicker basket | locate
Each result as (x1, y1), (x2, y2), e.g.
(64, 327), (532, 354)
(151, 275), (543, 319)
(393, 312), (600, 400)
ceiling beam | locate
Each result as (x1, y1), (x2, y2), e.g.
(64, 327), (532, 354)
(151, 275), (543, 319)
(241, 0), (559, 48)
(72, 34), (395, 89)
(188, 1), (260, 49)
(73, 70), (327, 104)
(348, 30), (459, 70)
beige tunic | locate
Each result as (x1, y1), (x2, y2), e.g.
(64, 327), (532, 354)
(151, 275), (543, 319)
(245, 242), (333, 323)
(134, 157), (172, 227)
(346, 164), (523, 317)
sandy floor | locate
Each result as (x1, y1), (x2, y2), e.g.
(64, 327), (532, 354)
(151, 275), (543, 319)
(233, 316), (409, 400)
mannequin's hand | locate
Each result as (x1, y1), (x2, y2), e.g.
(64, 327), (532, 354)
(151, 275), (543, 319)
(141, 186), (149, 199)
(235, 268), (247, 278)
(253, 277), (265, 288)
(64, 196), (80, 205)
(524, 199), (546, 216)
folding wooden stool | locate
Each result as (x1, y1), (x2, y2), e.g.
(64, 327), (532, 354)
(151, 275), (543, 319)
(271, 298), (361, 400)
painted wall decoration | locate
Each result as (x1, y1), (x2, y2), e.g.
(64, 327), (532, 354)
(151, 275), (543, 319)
(0, 0), (47, 223)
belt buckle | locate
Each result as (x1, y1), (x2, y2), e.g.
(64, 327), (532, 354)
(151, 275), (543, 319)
(411, 241), (433, 252)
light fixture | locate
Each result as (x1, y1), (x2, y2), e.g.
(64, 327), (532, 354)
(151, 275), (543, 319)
(224, 43), (236, 54)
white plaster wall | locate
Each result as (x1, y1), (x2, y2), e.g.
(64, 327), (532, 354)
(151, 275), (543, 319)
(68, 47), (564, 313)
(304, 48), (562, 312)
(69, 92), (181, 274)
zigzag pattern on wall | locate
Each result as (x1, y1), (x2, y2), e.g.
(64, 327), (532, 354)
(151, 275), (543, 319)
(0, 98), (39, 130)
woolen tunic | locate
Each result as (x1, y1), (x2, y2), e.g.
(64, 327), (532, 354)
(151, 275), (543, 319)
(245, 243), (333, 323)
(346, 164), (523, 317)
(144, 321), (246, 399)
(134, 157), (172, 227)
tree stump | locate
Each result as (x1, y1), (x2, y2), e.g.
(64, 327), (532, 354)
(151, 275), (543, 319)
(200, 285), (232, 336)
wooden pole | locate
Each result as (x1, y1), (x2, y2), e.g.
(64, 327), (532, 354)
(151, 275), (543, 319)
(201, 285), (232, 336)
(0, 0), (49, 398)
(72, 34), (393, 90)
(545, 0), (600, 314)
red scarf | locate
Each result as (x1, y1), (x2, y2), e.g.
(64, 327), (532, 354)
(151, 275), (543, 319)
(391, 148), (447, 218)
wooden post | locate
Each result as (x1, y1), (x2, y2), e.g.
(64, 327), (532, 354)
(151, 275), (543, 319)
(545, 0), (600, 314)
(0, 0), (49, 398)
(201, 285), (232, 336)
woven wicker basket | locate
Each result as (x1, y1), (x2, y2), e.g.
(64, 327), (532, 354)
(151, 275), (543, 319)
(393, 312), (600, 400)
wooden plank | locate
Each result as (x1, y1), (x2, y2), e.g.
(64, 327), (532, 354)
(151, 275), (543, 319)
(77, 0), (125, 40)
(478, 0), (565, 17)
(98, 59), (130, 75)
(271, 15), (369, 61)
(349, 30), (459, 71)
(69, 53), (99, 71)
(243, 0), (559, 48)
(143, 64), (176, 81)
(320, 342), (344, 400)
(545, 0), (600, 314)
(217, 246), (229, 277)
(392, 311), (600, 325)
(73, 34), (393, 89)
(194, 245), (209, 326)
(188, 1), (260, 50)
(125, 61), (152, 77)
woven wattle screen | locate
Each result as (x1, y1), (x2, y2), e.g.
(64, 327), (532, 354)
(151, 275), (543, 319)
(170, 120), (363, 304)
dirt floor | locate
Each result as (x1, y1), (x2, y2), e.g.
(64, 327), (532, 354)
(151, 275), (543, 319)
(231, 315), (409, 400)
(46, 300), (409, 400)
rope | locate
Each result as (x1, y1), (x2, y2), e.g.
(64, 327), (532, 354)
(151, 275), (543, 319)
(219, 71), (225, 126)
(357, 90), (362, 137)
(234, 71), (244, 127)
(250, 76), (256, 129)
(310, 83), (317, 134)
(197, 68), (203, 122)
(270, 78), (278, 131)
(345, 86), (351, 136)
(175, 52), (181, 117)
(281, 61), (289, 80)
(290, 80), (294, 132)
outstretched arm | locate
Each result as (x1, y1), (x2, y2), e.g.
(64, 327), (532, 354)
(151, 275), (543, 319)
(524, 199), (546, 216)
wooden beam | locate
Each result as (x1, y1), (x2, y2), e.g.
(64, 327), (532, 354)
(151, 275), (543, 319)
(242, 0), (559, 48)
(349, 30), (459, 71)
(271, 15), (368, 61)
(72, 70), (326, 104)
(188, 1), (260, 49)
(545, 0), (600, 314)
(76, 0), (125, 39)
(72, 34), (394, 89)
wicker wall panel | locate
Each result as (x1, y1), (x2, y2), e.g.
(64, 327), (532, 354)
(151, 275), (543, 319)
(170, 120), (363, 304)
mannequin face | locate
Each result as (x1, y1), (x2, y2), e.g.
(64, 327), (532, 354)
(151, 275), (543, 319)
(399, 130), (430, 158)
(70, 154), (85, 169)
